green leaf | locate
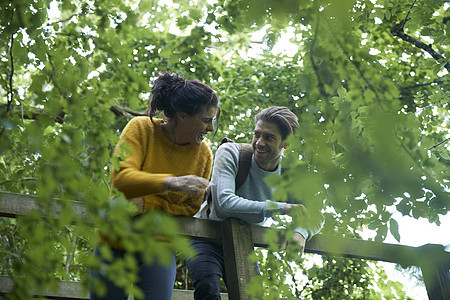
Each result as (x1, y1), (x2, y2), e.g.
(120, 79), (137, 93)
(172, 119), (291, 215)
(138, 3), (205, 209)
(389, 218), (400, 242)
(111, 156), (121, 171)
(337, 86), (347, 98)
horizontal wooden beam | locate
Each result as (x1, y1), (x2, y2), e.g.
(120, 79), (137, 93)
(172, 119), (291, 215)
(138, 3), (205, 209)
(0, 275), (87, 299)
(0, 276), (228, 300)
(1, 192), (446, 267)
(0, 192), (87, 219)
(177, 216), (222, 243)
(179, 216), (424, 267)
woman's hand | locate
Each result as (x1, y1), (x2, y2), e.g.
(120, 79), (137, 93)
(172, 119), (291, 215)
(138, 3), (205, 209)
(129, 197), (144, 216)
(164, 175), (209, 197)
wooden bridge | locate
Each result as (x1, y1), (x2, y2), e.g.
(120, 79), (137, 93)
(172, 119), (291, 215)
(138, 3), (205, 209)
(0, 192), (449, 299)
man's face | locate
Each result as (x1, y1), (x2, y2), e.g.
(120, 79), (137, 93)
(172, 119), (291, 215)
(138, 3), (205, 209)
(252, 120), (286, 171)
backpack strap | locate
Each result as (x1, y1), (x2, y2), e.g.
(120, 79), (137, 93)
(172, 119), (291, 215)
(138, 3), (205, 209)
(205, 142), (253, 218)
(219, 137), (234, 145)
(235, 143), (253, 190)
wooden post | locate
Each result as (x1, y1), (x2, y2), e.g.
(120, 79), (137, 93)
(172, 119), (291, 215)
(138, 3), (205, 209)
(221, 218), (258, 300)
(417, 244), (450, 300)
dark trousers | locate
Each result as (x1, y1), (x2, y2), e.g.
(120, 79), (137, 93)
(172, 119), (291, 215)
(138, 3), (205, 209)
(186, 239), (227, 300)
(90, 247), (176, 300)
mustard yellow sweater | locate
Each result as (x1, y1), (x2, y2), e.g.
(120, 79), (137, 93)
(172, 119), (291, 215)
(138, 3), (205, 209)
(112, 117), (213, 216)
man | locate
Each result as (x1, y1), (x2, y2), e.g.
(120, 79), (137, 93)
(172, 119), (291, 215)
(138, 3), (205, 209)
(186, 106), (322, 299)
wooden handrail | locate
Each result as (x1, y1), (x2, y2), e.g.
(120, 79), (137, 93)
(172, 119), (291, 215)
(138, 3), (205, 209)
(0, 275), (228, 300)
(0, 192), (434, 264)
(0, 192), (428, 263)
(1, 192), (449, 300)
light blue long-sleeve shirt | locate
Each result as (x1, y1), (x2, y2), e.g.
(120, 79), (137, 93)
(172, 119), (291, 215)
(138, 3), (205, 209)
(195, 143), (322, 240)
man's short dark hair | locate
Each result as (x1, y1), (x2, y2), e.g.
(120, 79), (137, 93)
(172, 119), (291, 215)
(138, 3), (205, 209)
(255, 106), (299, 140)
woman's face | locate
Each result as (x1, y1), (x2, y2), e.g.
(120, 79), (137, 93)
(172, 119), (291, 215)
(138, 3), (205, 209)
(177, 106), (218, 146)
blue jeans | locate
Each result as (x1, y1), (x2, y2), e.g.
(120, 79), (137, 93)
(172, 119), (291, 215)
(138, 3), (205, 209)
(186, 239), (261, 300)
(186, 239), (226, 300)
(90, 247), (176, 300)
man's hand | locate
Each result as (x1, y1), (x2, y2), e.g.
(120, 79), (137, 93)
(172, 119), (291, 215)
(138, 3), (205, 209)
(292, 232), (306, 255)
(282, 232), (306, 256)
(164, 175), (209, 197)
(283, 203), (310, 218)
(283, 204), (308, 255)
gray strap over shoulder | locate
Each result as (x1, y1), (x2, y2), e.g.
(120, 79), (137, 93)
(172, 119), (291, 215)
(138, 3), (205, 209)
(205, 140), (253, 218)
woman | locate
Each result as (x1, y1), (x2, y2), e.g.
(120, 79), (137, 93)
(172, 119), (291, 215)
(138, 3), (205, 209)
(90, 72), (219, 300)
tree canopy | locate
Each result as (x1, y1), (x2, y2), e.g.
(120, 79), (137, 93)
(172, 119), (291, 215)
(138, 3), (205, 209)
(0, 0), (448, 298)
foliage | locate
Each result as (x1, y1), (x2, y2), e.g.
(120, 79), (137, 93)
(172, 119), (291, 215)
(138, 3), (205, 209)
(250, 250), (413, 300)
(0, 0), (448, 298)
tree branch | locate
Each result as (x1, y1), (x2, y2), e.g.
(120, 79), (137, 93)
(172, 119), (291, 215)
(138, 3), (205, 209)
(399, 0), (417, 30)
(0, 103), (146, 124)
(428, 137), (449, 151)
(8, 32), (14, 113)
(401, 79), (450, 89)
(391, 0), (450, 73)
(330, 29), (381, 102)
(44, 12), (78, 28)
(65, 231), (78, 275)
(391, 25), (449, 72)
(109, 105), (147, 118)
(0, 11), (15, 140)
(0, 177), (37, 185)
(0, 103), (66, 123)
(309, 17), (329, 98)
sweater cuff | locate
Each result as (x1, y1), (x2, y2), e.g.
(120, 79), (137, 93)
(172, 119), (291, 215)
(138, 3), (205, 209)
(157, 174), (172, 191)
(265, 200), (286, 217)
(294, 227), (309, 241)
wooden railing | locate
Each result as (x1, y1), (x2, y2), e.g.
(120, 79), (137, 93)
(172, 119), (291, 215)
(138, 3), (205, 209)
(0, 192), (449, 300)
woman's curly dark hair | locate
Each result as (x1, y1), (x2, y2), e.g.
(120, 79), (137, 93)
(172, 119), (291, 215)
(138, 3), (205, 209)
(149, 72), (219, 122)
